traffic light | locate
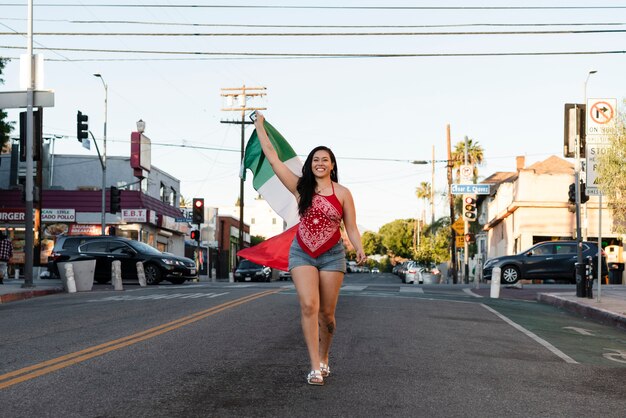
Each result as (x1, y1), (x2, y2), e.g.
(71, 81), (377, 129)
(190, 230), (200, 242)
(464, 233), (475, 243)
(77, 111), (89, 141)
(580, 181), (590, 204)
(109, 186), (121, 213)
(19, 110), (42, 161)
(463, 195), (477, 222)
(568, 182), (576, 204)
(192, 198), (205, 224)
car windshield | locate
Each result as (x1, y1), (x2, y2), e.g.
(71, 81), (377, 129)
(128, 240), (163, 256)
(238, 260), (262, 269)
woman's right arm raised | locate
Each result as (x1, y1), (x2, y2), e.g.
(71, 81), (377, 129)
(253, 112), (299, 195)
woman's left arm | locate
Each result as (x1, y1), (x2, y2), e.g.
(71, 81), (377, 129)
(341, 187), (367, 264)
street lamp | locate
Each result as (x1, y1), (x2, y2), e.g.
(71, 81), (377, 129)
(93, 74), (108, 235)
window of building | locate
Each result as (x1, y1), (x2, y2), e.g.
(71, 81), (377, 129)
(251, 218), (255, 224)
(272, 218), (277, 225)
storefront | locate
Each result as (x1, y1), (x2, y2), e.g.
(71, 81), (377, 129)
(0, 205), (188, 275)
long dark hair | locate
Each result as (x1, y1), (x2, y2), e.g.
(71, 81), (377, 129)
(297, 146), (339, 216)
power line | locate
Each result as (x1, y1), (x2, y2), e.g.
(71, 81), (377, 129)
(3, 16), (626, 29)
(1, 44), (624, 59)
(4, 29), (626, 36)
(2, 4), (626, 10)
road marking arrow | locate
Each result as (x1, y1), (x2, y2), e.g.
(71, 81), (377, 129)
(563, 326), (595, 336)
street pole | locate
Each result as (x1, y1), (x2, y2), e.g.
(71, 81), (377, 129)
(463, 136), (469, 284)
(23, 0), (35, 287)
(94, 74), (107, 235)
(582, 70), (596, 242)
(220, 86), (266, 257)
(446, 124), (457, 284)
(431, 145), (435, 226)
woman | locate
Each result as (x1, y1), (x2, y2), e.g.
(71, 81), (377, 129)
(253, 112), (366, 386)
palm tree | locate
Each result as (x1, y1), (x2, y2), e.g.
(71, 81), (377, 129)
(415, 181), (431, 224)
(414, 181), (431, 249)
(451, 138), (484, 183)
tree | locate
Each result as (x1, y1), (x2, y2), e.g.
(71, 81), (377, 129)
(378, 219), (415, 259)
(250, 235), (266, 246)
(415, 181), (431, 223)
(362, 231), (383, 255)
(451, 138), (484, 183)
(597, 102), (626, 234)
(0, 58), (14, 152)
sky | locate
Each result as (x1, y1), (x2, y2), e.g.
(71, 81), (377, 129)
(1, 1), (625, 232)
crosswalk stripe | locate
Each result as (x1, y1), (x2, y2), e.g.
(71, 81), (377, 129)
(400, 287), (424, 293)
(342, 285), (367, 291)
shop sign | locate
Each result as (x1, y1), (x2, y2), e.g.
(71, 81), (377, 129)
(122, 209), (148, 223)
(69, 224), (103, 236)
(0, 209), (25, 223)
(160, 215), (188, 233)
(42, 208), (75, 222)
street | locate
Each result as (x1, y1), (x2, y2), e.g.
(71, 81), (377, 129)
(1, 273), (626, 417)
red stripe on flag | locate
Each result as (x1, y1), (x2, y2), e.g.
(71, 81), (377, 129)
(237, 224), (299, 272)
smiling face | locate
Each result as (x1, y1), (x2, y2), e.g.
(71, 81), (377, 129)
(311, 149), (334, 179)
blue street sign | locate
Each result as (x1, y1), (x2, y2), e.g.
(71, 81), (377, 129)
(451, 184), (490, 195)
(175, 217), (193, 223)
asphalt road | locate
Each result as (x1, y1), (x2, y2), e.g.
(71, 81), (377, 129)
(1, 273), (625, 417)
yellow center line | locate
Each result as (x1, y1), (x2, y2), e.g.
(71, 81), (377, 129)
(0, 289), (280, 390)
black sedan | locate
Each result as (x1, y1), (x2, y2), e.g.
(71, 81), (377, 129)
(50, 236), (197, 285)
(483, 240), (607, 285)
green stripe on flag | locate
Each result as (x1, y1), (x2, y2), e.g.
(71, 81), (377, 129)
(242, 120), (298, 190)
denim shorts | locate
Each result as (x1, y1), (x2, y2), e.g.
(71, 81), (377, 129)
(289, 237), (346, 273)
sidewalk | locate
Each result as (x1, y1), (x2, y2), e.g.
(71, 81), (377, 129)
(537, 285), (626, 331)
(470, 283), (626, 332)
(0, 277), (65, 304)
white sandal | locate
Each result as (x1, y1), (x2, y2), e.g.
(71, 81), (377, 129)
(307, 370), (324, 386)
(320, 362), (331, 378)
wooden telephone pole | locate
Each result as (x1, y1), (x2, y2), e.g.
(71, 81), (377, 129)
(220, 85), (266, 258)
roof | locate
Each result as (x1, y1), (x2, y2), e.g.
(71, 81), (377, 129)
(525, 155), (574, 175)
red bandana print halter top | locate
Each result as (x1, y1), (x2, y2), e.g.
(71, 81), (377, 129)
(296, 183), (343, 258)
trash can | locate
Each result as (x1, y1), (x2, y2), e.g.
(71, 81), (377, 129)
(58, 259), (96, 291)
(608, 263), (624, 285)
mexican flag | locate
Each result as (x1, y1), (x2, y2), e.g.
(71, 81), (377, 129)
(240, 119), (302, 228)
(238, 118), (302, 271)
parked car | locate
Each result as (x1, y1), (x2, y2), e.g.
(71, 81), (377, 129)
(483, 240), (608, 285)
(278, 270), (292, 281)
(234, 260), (272, 282)
(48, 235), (197, 285)
(403, 261), (420, 284)
(371, 267), (380, 274)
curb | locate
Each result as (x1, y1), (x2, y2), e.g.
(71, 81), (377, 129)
(537, 293), (626, 332)
(0, 288), (65, 304)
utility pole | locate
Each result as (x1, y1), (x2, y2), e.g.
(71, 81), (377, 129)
(447, 125), (458, 284)
(431, 145), (435, 226)
(220, 85), (266, 257)
(463, 136), (469, 284)
(23, 0), (35, 288)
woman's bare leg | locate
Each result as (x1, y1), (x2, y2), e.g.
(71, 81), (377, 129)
(291, 266), (322, 372)
(318, 271), (344, 365)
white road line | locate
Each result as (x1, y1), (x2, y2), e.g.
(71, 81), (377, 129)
(463, 288), (483, 298)
(280, 284), (295, 289)
(342, 285), (367, 291)
(400, 287), (424, 293)
(481, 303), (578, 364)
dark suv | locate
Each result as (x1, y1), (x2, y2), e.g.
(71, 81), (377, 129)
(48, 236), (197, 285)
(234, 260), (272, 282)
(483, 240), (608, 285)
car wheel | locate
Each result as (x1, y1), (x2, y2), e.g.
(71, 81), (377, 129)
(501, 265), (519, 284)
(169, 277), (186, 285)
(144, 264), (162, 285)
